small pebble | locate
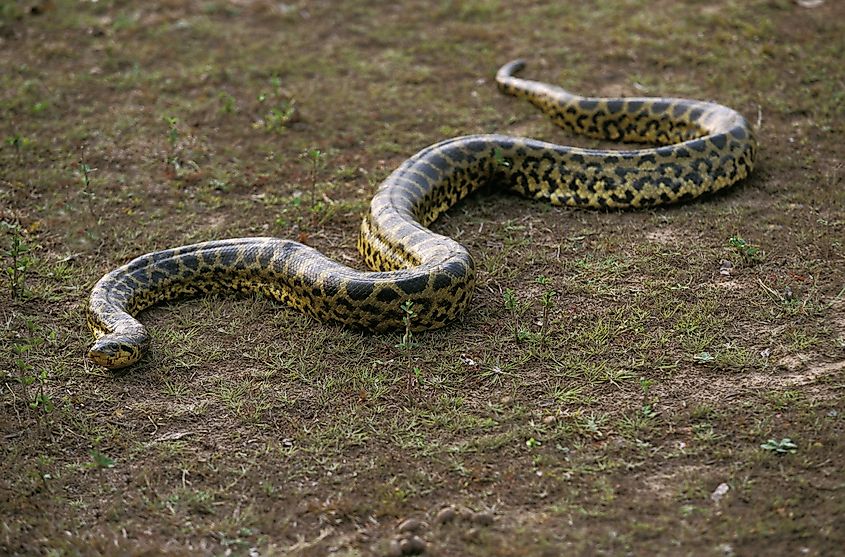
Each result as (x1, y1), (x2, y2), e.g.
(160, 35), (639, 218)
(397, 518), (425, 533)
(542, 415), (556, 425)
(434, 506), (457, 525)
(500, 395), (513, 406)
(463, 527), (480, 542)
(473, 511), (494, 526)
(387, 538), (403, 557)
(398, 535), (427, 555)
(458, 507), (476, 521)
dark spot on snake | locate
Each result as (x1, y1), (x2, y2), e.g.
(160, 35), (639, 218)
(155, 257), (178, 276)
(496, 138), (515, 150)
(730, 125), (747, 140)
(605, 100), (624, 114)
(200, 250), (217, 266)
(687, 139), (707, 152)
(416, 161), (440, 182)
(683, 172), (703, 186)
(347, 280), (375, 301)
(651, 101), (669, 114)
(578, 99), (598, 110)
(433, 272), (452, 291)
(426, 153), (450, 173)
(672, 104), (687, 118)
(710, 134), (727, 149)
(614, 167), (635, 180)
(689, 108), (703, 121)
(376, 287), (401, 303)
(396, 274), (428, 295)
(257, 248), (273, 268)
(240, 250), (257, 267)
(182, 254), (199, 271)
(464, 138), (487, 152)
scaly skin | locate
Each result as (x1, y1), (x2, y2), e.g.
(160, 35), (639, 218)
(86, 60), (756, 369)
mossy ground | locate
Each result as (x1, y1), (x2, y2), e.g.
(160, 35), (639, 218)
(1, 0), (843, 555)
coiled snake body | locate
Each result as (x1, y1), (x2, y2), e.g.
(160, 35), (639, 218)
(87, 61), (756, 368)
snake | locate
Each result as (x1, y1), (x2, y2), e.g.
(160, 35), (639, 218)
(86, 60), (756, 369)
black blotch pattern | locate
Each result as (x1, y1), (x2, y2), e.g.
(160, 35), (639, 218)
(396, 274), (428, 295)
(376, 287), (401, 303)
(729, 126), (747, 140)
(687, 139), (707, 152)
(183, 254), (199, 271)
(627, 100), (644, 113)
(606, 100), (624, 114)
(159, 258), (179, 276)
(347, 279), (375, 301)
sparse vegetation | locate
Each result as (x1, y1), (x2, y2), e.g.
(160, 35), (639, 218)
(1, 221), (32, 298)
(761, 438), (798, 455)
(1, 0), (843, 555)
(396, 299), (417, 350)
(729, 235), (763, 265)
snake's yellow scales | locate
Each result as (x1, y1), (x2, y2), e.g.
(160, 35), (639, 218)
(87, 61), (756, 368)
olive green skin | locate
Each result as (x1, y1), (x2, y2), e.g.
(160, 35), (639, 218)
(87, 60), (756, 369)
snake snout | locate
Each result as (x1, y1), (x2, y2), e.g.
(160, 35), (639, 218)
(88, 334), (144, 369)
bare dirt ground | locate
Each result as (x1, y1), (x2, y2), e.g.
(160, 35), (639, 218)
(1, 1), (843, 555)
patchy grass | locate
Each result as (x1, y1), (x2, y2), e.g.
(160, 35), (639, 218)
(1, 0), (844, 555)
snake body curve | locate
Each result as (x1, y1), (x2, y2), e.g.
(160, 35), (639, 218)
(87, 60), (756, 368)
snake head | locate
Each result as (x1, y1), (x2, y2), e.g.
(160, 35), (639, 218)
(88, 331), (148, 369)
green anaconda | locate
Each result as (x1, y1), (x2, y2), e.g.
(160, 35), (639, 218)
(87, 60), (756, 369)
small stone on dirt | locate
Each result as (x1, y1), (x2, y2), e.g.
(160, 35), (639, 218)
(463, 527), (480, 542)
(434, 506), (457, 525)
(397, 518), (425, 533)
(387, 538), (403, 557)
(711, 482), (730, 503)
(472, 511), (495, 526)
(719, 259), (733, 276)
(398, 535), (427, 555)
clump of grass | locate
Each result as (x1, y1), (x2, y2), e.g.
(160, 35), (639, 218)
(300, 147), (327, 218)
(502, 288), (524, 340)
(2, 221), (32, 299)
(256, 76), (297, 133)
(729, 235), (763, 265)
(5, 133), (31, 161)
(535, 275), (557, 338)
(396, 300), (417, 350)
(218, 91), (237, 114)
(11, 319), (54, 413)
(77, 147), (97, 220)
(760, 438), (797, 455)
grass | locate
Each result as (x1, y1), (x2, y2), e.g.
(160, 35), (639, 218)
(1, 0), (844, 555)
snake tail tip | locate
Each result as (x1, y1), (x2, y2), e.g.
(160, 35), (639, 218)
(498, 59), (527, 78)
